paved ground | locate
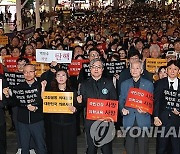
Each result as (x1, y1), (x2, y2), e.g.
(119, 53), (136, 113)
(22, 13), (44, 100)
(7, 130), (156, 154)
(6, 113), (156, 154)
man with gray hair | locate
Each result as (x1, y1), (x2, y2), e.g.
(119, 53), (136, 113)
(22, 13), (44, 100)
(77, 58), (117, 154)
(119, 60), (154, 154)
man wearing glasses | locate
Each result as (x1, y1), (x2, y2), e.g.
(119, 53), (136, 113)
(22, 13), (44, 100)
(78, 58), (117, 154)
(4, 64), (47, 154)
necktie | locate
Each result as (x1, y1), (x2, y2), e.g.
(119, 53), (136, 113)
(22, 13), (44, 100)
(170, 82), (174, 90)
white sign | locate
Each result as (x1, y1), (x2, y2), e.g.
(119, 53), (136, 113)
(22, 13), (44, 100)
(36, 49), (72, 63)
(0, 79), (2, 101)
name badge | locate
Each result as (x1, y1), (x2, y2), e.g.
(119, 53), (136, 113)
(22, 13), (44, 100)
(102, 88), (108, 95)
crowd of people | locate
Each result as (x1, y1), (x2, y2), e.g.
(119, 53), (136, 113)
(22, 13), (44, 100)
(0, 11), (12, 24)
(0, 3), (180, 154)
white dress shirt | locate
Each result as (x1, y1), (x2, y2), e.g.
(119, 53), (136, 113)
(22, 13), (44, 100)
(168, 77), (178, 90)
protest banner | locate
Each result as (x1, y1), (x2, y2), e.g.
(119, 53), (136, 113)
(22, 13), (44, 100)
(61, 63), (68, 70)
(86, 98), (118, 122)
(146, 58), (167, 74)
(0, 79), (2, 100)
(164, 89), (180, 111)
(4, 57), (18, 72)
(31, 61), (49, 77)
(36, 49), (72, 63)
(4, 72), (25, 86)
(97, 42), (106, 55)
(0, 36), (8, 45)
(43, 92), (73, 114)
(68, 60), (82, 76)
(68, 59), (89, 76)
(105, 61), (126, 75)
(21, 26), (35, 39)
(125, 88), (154, 114)
(0, 63), (3, 74)
(82, 63), (91, 78)
(12, 87), (39, 107)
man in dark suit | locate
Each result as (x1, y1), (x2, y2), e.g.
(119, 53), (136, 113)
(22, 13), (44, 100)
(119, 60), (154, 154)
(154, 60), (180, 154)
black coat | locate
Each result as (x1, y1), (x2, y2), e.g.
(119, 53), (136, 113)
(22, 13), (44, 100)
(80, 77), (117, 109)
(154, 77), (180, 127)
(8, 80), (43, 124)
(40, 70), (56, 91)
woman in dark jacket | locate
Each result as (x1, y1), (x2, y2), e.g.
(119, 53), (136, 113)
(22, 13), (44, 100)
(42, 69), (79, 154)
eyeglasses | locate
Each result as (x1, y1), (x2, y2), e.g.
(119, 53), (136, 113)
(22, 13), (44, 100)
(90, 53), (99, 57)
(90, 65), (103, 69)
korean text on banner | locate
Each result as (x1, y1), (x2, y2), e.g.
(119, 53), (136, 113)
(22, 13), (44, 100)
(86, 98), (118, 122)
(31, 61), (49, 77)
(36, 49), (72, 63)
(0, 36), (8, 45)
(164, 89), (180, 111)
(43, 92), (73, 114)
(4, 57), (18, 72)
(146, 58), (167, 74)
(68, 59), (89, 76)
(105, 61), (126, 75)
(125, 88), (154, 114)
(4, 72), (25, 86)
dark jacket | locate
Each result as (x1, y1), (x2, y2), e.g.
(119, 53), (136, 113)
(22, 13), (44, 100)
(40, 70), (55, 91)
(154, 77), (180, 127)
(80, 77), (117, 109)
(8, 79), (43, 124)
